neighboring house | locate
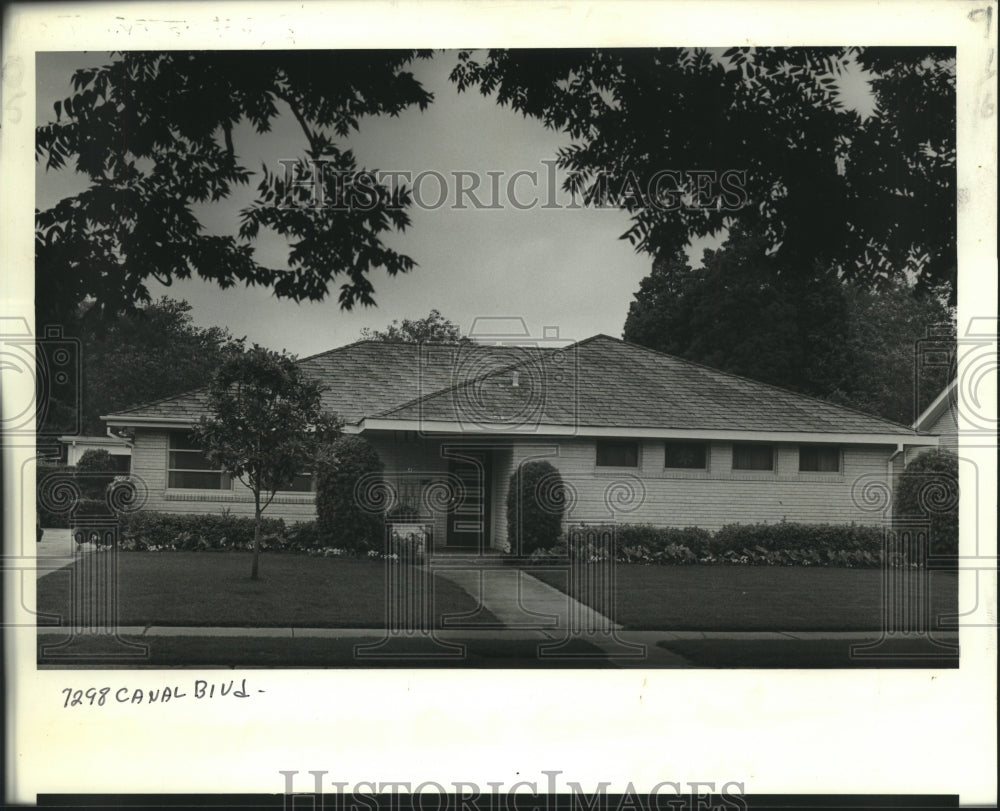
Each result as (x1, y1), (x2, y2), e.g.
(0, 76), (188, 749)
(58, 434), (132, 471)
(103, 335), (938, 552)
(912, 379), (958, 456)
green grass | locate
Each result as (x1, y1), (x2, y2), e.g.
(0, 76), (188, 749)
(657, 637), (959, 668)
(36, 551), (496, 629)
(529, 565), (959, 631)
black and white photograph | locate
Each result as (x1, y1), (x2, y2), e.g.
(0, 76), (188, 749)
(2, 1), (996, 807)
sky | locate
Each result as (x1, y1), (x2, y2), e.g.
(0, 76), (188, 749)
(35, 51), (676, 356)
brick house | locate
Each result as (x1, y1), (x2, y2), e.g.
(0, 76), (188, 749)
(103, 334), (939, 552)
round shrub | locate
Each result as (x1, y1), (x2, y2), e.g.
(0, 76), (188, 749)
(895, 450), (959, 560)
(75, 449), (118, 499)
(315, 436), (385, 553)
(507, 460), (566, 556)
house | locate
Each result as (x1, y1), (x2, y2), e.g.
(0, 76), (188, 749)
(912, 379), (958, 456)
(57, 434), (132, 471)
(102, 334), (939, 552)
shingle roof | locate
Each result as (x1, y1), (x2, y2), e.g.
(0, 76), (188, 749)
(105, 334), (919, 437)
(374, 335), (920, 436)
(103, 341), (557, 426)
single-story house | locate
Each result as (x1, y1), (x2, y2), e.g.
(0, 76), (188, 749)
(912, 379), (958, 456)
(103, 334), (938, 552)
(57, 434), (132, 470)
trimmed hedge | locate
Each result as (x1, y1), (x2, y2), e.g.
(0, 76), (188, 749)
(507, 460), (566, 555)
(895, 450), (959, 560)
(119, 511), (291, 552)
(528, 521), (888, 568)
(315, 436), (384, 554)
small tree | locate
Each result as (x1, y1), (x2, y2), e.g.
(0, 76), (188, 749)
(507, 460), (566, 556)
(896, 449), (959, 560)
(193, 344), (339, 579)
(315, 436), (384, 553)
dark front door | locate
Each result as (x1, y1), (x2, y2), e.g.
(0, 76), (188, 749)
(445, 451), (491, 549)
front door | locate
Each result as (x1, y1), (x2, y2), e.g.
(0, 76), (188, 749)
(445, 451), (491, 549)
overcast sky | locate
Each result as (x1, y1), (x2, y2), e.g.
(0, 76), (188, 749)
(36, 51), (691, 356)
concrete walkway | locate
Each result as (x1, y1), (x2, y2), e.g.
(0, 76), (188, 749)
(428, 565), (690, 665)
(32, 529), (97, 575)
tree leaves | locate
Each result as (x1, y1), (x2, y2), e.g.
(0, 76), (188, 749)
(36, 50), (434, 324)
(450, 47), (956, 301)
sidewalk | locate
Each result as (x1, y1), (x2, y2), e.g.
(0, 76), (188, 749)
(32, 529), (97, 575)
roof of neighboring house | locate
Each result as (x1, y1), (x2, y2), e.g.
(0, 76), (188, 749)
(104, 334), (924, 439)
(58, 435), (132, 446)
(913, 379), (958, 432)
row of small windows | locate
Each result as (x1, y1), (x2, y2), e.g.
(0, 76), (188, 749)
(596, 440), (841, 472)
(167, 431), (313, 491)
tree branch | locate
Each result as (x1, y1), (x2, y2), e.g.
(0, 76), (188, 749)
(277, 92), (321, 159)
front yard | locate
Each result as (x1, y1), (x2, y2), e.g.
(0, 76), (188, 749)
(36, 551), (494, 629)
(530, 565), (959, 631)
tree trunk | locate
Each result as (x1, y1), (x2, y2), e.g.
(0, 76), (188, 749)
(251, 496), (261, 580)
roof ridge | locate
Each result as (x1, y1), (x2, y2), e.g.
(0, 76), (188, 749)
(599, 334), (919, 434)
(371, 336), (594, 419)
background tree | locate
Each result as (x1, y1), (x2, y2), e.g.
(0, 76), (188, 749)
(193, 344), (339, 579)
(36, 50), (434, 325)
(624, 228), (955, 423)
(359, 309), (473, 343)
(824, 282), (955, 424)
(314, 436), (385, 554)
(624, 228), (853, 397)
(451, 47), (956, 302)
(77, 297), (235, 433)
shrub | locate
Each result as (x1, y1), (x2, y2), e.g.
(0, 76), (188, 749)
(119, 511), (288, 552)
(895, 450), (959, 560)
(75, 449), (119, 498)
(314, 436), (384, 553)
(710, 522), (883, 566)
(36, 462), (75, 528)
(560, 521), (886, 567)
(507, 460), (566, 556)
(286, 520), (324, 550)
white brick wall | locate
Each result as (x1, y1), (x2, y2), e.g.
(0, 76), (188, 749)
(499, 437), (897, 533)
(129, 428), (317, 524)
(128, 429), (901, 538)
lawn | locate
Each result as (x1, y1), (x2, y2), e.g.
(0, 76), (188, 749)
(529, 565), (959, 631)
(36, 551), (496, 629)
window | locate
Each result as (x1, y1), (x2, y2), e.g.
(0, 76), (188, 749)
(596, 440), (639, 467)
(732, 443), (774, 471)
(664, 441), (708, 469)
(799, 445), (840, 472)
(282, 473), (314, 493)
(168, 431), (232, 489)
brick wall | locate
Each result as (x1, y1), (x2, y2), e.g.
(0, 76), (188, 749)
(500, 437), (899, 533)
(128, 429), (904, 538)
(129, 428), (317, 524)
